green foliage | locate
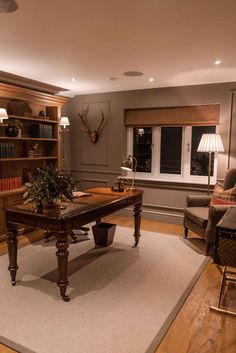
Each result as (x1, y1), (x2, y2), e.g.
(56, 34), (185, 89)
(23, 163), (75, 211)
(6, 119), (23, 128)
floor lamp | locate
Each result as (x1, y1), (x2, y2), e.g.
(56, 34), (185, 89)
(197, 133), (224, 195)
(59, 116), (70, 170)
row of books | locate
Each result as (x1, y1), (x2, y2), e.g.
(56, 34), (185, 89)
(0, 176), (22, 191)
(0, 143), (15, 158)
(29, 123), (53, 138)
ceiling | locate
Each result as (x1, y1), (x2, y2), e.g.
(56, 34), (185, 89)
(0, 0), (236, 97)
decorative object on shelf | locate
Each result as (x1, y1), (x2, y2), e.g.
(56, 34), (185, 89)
(5, 118), (23, 137)
(121, 154), (137, 191)
(79, 105), (105, 143)
(0, 108), (8, 125)
(197, 133), (224, 195)
(39, 110), (46, 117)
(23, 163), (75, 212)
(26, 143), (40, 158)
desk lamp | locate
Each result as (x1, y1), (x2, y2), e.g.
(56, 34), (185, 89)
(121, 154), (137, 191)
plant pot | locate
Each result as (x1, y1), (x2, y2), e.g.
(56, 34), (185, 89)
(92, 222), (116, 246)
(43, 200), (60, 209)
(5, 126), (19, 137)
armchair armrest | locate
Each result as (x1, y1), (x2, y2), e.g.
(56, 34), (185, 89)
(186, 195), (211, 207)
(205, 205), (236, 243)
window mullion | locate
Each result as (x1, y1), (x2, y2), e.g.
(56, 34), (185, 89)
(183, 126), (191, 179)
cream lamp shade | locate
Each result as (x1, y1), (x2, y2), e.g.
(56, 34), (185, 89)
(197, 133), (224, 153)
(0, 108), (8, 124)
(60, 117), (70, 129)
(197, 133), (224, 195)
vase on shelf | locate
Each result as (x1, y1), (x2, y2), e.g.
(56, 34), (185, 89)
(5, 126), (19, 137)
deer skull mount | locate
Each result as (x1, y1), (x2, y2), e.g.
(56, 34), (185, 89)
(79, 107), (105, 143)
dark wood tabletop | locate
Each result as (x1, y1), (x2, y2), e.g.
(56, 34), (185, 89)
(217, 207), (236, 231)
(5, 187), (143, 301)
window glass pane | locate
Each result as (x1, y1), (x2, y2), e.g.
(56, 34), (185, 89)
(191, 126), (216, 176)
(160, 127), (182, 174)
(133, 127), (152, 172)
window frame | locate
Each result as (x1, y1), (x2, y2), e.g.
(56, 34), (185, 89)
(126, 126), (219, 184)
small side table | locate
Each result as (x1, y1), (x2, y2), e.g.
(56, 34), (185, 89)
(210, 207), (236, 316)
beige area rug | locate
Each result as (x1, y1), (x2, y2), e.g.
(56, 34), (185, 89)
(0, 227), (208, 353)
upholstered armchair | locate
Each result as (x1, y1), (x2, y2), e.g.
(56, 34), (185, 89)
(184, 168), (236, 254)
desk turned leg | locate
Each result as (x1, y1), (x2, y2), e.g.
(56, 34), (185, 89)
(133, 202), (142, 247)
(56, 231), (70, 302)
(44, 230), (52, 242)
(7, 224), (19, 286)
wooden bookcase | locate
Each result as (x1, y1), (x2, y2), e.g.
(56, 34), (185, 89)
(0, 82), (69, 240)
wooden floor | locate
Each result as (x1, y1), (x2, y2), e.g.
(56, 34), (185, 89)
(0, 216), (235, 353)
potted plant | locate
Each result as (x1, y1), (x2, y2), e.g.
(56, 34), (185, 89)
(23, 163), (75, 212)
(5, 119), (23, 137)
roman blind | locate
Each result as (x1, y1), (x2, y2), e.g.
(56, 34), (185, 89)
(124, 104), (220, 126)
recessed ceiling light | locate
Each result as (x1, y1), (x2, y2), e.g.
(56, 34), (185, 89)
(71, 78), (76, 81)
(109, 77), (118, 81)
(214, 60), (221, 65)
(124, 71), (143, 77)
(0, 0), (18, 13)
(148, 78), (154, 82)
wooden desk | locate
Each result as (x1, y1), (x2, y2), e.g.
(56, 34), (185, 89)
(5, 187), (143, 301)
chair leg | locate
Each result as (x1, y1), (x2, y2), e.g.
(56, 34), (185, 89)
(206, 242), (213, 256)
(184, 227), (188, 238)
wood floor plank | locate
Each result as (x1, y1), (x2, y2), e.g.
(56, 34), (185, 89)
(0, 217), (235, 353)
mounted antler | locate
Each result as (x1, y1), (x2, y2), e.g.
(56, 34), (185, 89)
(79, 107), (105, 143)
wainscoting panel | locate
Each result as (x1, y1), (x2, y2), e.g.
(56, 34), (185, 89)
(81, 178), (109, 190)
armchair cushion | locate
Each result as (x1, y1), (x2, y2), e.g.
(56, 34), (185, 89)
(223, 168), (236, 189)
(210, 183), (236, 205)
(185, 207), (209, 228)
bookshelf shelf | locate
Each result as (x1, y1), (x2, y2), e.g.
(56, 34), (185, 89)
(0, 187), (25, 197)
(8, 114), (58, 124)
(0, 137), (58, 141)
(0, 82), (69, 240)
(0, 156), (57, 162)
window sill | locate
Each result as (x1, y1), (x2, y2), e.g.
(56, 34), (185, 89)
(121, 176), (213, 192)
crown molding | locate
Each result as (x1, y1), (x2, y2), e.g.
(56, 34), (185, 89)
(0, 71), (69, 95)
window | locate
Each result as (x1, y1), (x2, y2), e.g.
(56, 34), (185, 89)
(127, 125), (218, 183)
(133, 128), (152, 173)
(190, 126), (216, 176)
(160, 127), (182, 174)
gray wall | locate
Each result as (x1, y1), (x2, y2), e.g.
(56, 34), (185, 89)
(62, 82), (236, 224)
